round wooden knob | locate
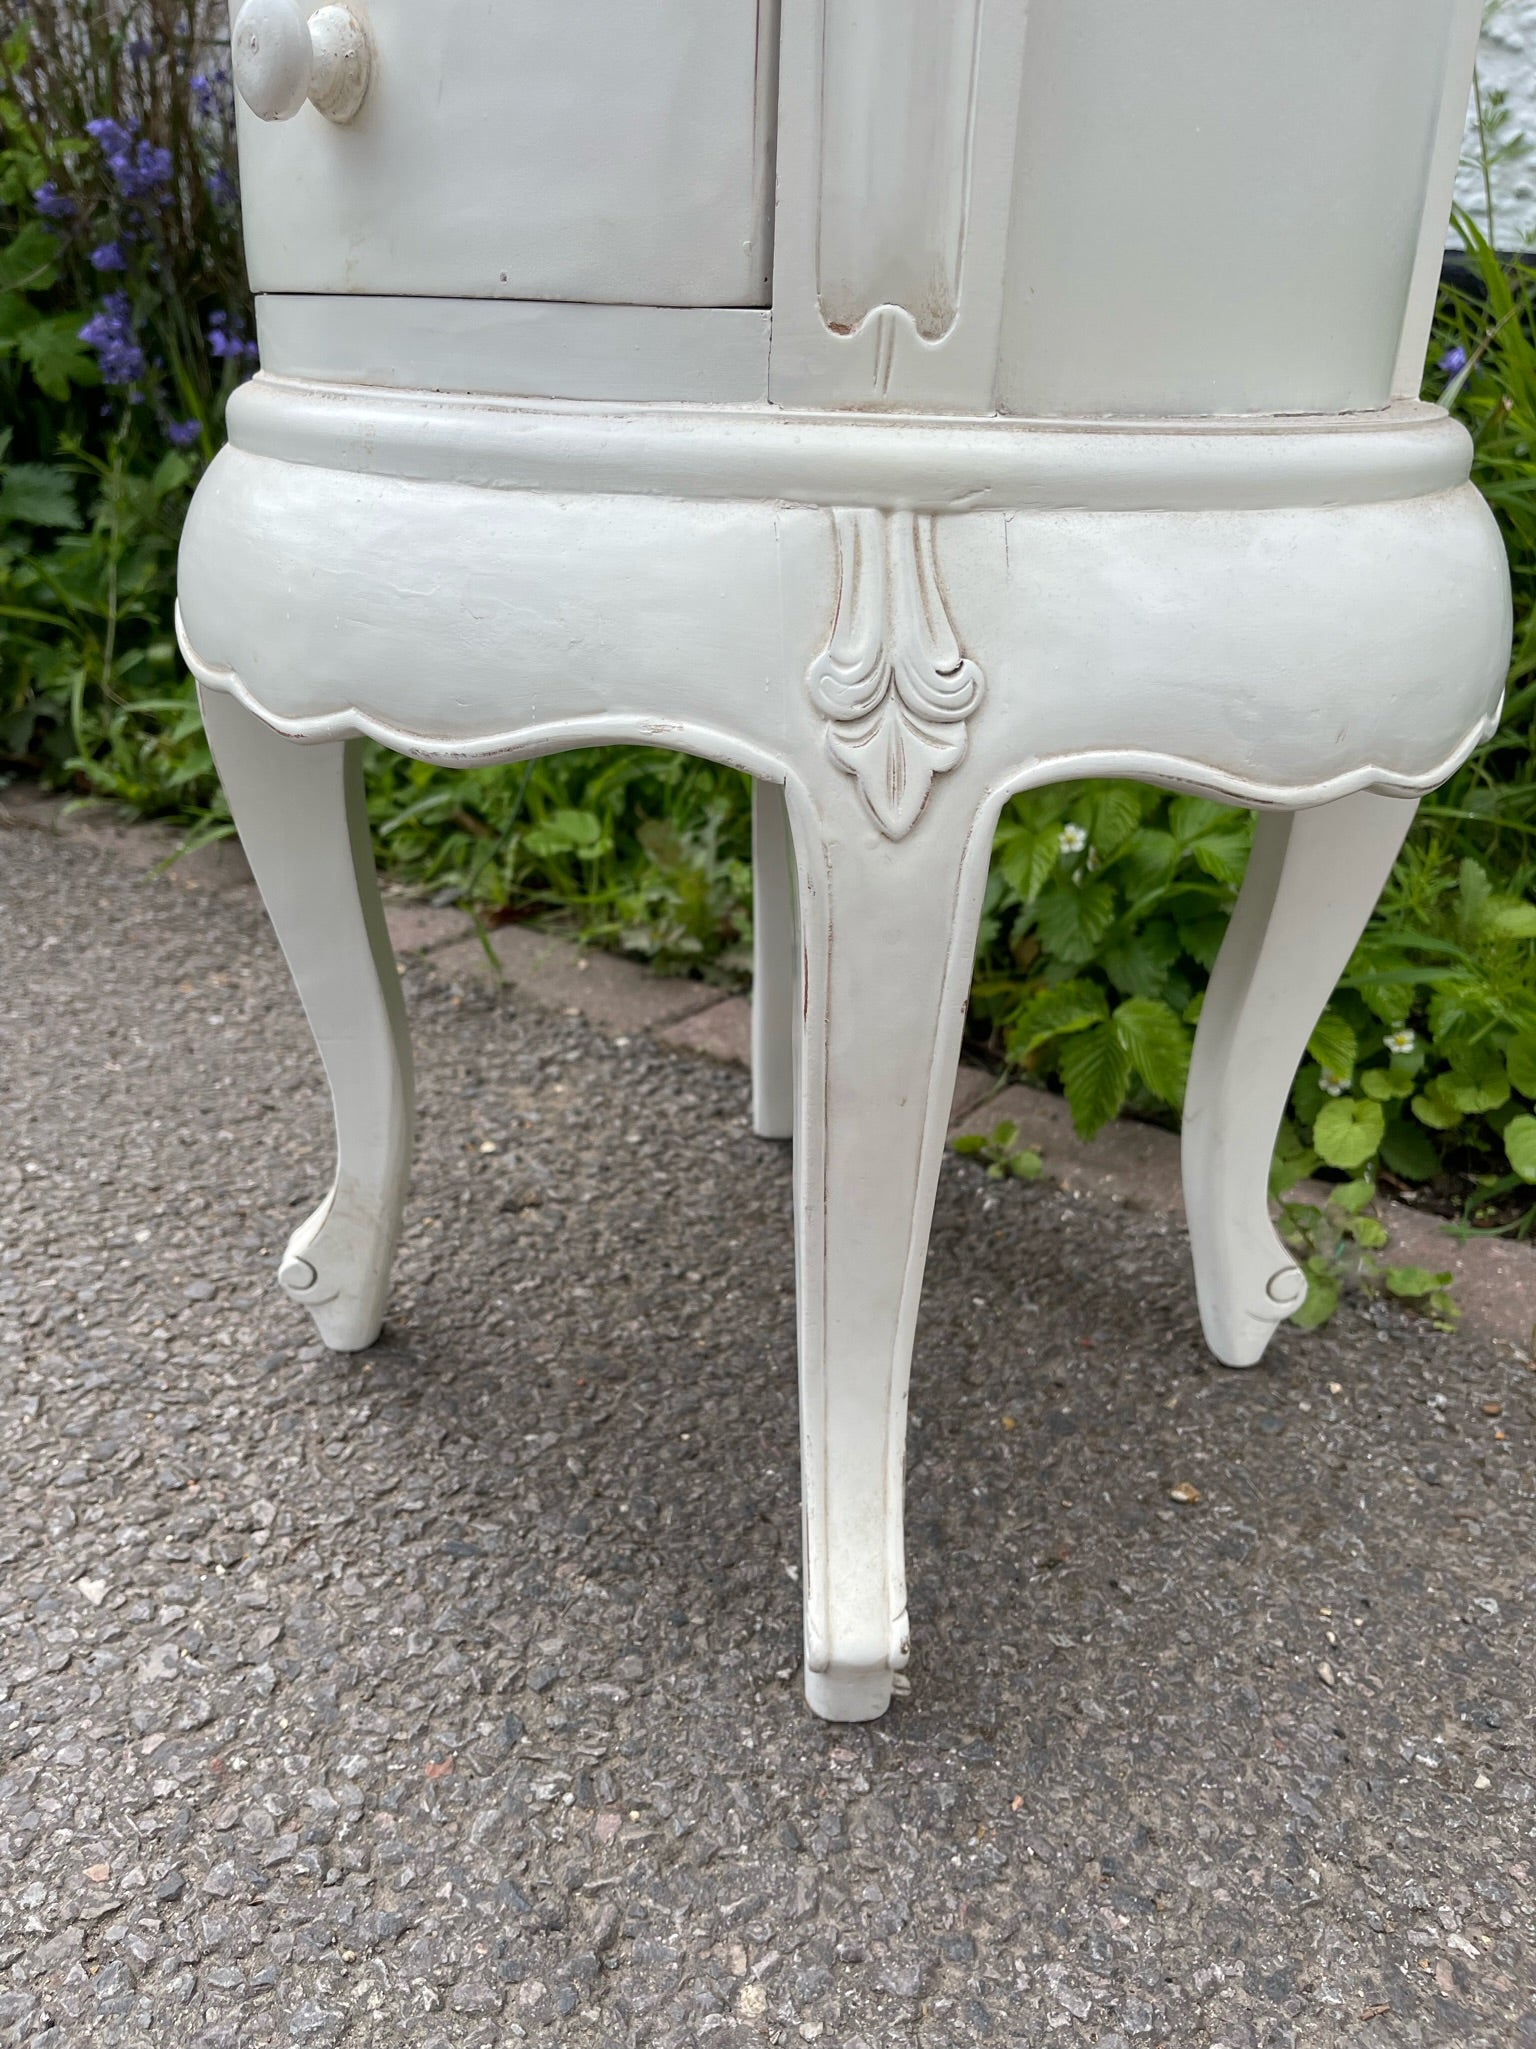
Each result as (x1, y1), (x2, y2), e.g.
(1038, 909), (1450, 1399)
(232, 0), (372, 125)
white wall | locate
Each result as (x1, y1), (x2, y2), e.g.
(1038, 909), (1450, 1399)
(1454, 0), (1536, 245)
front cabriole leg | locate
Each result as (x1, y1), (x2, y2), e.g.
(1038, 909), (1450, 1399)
(793, 504), (990, 1719)
(199, 684), (414, 1350)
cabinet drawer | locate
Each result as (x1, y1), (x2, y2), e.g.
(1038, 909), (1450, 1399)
(237, 0), (777, 308)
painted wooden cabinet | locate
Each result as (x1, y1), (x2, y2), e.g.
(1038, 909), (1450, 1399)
(242, 0), (1475, 415)
(182, 0), (1511, 1721)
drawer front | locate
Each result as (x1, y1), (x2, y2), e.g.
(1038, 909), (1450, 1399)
(237, 0), (777, 307)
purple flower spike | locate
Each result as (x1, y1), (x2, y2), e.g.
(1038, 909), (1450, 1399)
(33, 181), (75, 220)
(116, 141), (174, 199)
(206, 310), (258, 362)
(1438, 343), (1469, 376)
(86, 118), (173, 201)
(166, 419), (202, 447)
(79, 292), (146, 386)
(85, 116), (133, 156)
(90, 241), (128, 272)
(191, 70), (233, 124)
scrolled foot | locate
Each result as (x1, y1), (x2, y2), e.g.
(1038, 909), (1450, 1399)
(277, 1180), (394, 1351)
(1200, 1235), (1306, 1368)
(804, 1663), (895, 1723)
(803, 1607), (910, 1721)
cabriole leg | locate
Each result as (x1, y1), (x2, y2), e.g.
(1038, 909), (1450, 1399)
(751, 778), (796, 1141)
(1182, 789), (1416, 1367)
(199, 686), (414, 1350)
(791, 788), (990, 1720)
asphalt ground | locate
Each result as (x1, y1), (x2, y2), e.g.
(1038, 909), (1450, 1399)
(0, 821), (1533, 2049)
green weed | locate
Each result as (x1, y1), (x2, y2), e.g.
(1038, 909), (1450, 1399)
(951, 1120), (1045, 1183)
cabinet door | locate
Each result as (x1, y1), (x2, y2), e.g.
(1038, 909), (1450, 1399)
(238, 0), (778, 307)
(994, 0), (1464, 416)
(769, 0), (1470, 416)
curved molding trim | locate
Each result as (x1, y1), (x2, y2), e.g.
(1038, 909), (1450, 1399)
(813, 0), (982, 348)
(174, 606), (792, 786)
(226, 377), (1473, 515)
(177, 604), (1501, 814)
(770, 0), (1029, 411)
(809, 509), (984, 837)
(984, 712), (1505, 817)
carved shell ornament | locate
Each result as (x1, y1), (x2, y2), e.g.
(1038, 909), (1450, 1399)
(808, 509), (985, 839)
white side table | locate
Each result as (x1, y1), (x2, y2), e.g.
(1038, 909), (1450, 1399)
(179, 0), (1511, 1720)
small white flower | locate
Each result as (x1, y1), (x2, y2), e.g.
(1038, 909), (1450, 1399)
(1319, 1070), (1349, 1097)
(1385, 1027), (1416, 1056)
(1059, 823), (1088, 856)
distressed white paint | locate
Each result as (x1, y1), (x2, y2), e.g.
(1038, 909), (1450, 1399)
(199, 4), (1513, 1722)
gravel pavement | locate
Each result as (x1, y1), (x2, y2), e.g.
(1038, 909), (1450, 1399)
(1, 823), (1533, 2049)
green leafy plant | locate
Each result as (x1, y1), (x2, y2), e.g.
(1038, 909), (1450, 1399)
(972, 784), (1248, 1137)
(0, 7), (248, 788)
(0, 4), (249, 433)
(1273, 1173), (1457, 1333)
(951, 1119), (1044, 1182)
(1273, 852), (1536, 1212)
(364, 746), (755, 977)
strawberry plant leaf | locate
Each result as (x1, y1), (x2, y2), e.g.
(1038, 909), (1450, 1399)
(1112, 996), (1190, 1108)
(1312, 1097), (1385, 1170)
(1058, 1024), (1132, 1137)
